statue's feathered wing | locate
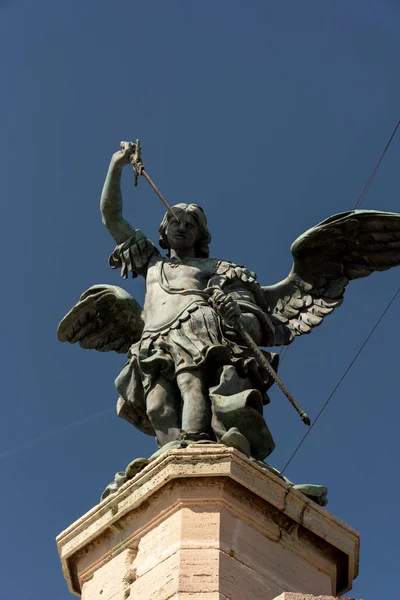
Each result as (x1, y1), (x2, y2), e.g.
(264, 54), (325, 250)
(263, 210), (400, 345)
(57, 284), (144, 353)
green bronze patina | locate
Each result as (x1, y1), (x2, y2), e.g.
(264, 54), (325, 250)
(58, 141), (400, 503)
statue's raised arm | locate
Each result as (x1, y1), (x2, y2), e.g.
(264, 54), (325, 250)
(101, 142), (159, 279)
(100, 141), (137, 244)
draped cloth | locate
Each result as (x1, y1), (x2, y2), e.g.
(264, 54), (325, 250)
(116, 301), (278, 460)
(111, 230), (278, 460)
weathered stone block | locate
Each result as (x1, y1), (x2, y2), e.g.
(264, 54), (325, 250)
(57, 445), (359, 600)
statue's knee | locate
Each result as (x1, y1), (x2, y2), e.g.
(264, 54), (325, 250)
(146, 392), (175, 423)
(177, 370), (204, 397)
(176, 371), (192, 395)
(146, 390), (162, 420)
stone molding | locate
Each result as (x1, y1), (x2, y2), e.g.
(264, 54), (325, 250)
(57, 445), (360, 599)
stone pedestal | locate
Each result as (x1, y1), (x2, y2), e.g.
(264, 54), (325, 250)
(57, 445), (359, 600)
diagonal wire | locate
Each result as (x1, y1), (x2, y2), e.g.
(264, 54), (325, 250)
(278, 121), (399, 368)
(355, 120), (400, 209)
(278, 344), (290, 363)
(0, 408), (113, 460)
(280, 287), (399, 475)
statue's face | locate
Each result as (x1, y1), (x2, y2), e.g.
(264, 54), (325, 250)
(165, 211), (199, 250)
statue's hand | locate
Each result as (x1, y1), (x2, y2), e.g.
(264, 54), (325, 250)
(112, 141), (136, 166)
(211, 290), (241, 325)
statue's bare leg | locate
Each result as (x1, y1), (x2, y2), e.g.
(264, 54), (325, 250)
(176, 368), (213, 440)
(146, 376), (181, 447)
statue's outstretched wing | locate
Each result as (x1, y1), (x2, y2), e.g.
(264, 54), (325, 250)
(262, 210), (400, 345)
(57, 284), (144, 353)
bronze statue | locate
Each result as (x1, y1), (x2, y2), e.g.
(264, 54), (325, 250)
(58, 141), (400, 501)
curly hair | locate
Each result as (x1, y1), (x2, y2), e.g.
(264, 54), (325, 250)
(159, 203), (212, 258)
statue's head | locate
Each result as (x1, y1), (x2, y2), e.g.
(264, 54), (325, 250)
(159, 203), (211, 258)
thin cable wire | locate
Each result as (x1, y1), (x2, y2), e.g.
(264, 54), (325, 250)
(277, 121), (399, 372)
(355, 120), (400, 209)
(278, 345), (290, 363)
(280, 287), (400, 476)
(0, 407), (113, 460)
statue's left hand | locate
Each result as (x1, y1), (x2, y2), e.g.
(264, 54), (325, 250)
(211, 290), (242, 324)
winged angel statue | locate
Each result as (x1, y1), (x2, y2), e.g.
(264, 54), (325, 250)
(58, 142), (400, 500)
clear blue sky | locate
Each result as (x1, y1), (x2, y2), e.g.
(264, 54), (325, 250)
(1, 1), (399, 598)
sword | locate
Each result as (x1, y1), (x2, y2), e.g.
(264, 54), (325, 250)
(208, 287), (311, 427)
(235, 318), (311, 426)
(122, 140), (309, 426)
(121, 139), (180, 223)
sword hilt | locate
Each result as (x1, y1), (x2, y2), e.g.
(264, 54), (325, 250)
(120, 139), (144, 186)
(131, 139), (143, 186)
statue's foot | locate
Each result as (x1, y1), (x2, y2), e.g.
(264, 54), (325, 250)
(179, 431), (211, 443)
(219, 427), (251, 457)
(149, 439), (186, 460)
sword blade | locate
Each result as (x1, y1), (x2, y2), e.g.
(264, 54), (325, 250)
(141, 170), (180, 223)
(235, 319), (311, 426)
